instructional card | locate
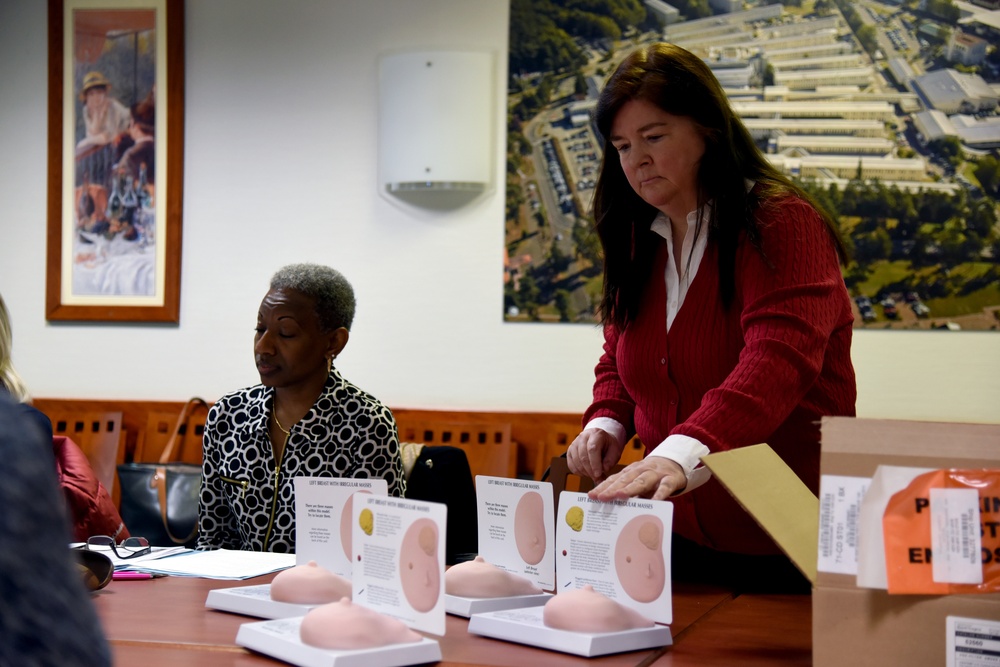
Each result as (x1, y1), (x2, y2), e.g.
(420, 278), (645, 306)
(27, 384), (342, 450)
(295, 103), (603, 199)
(294, 477), (388, 576)
(476, 476), (555, 590)
(817, 475), (871, 575)
(352, 494), (447, 636)
(554, 491), (673, 625)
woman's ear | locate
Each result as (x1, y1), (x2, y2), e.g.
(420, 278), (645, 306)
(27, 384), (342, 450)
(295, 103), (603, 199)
(327, 327), (349, 360)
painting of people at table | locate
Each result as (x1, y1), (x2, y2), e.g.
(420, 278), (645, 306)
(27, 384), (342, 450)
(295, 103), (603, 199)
(71, 8), (158, 298)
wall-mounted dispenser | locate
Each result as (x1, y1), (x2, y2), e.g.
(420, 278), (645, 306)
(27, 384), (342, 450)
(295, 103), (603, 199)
(378, 50), (495, 207)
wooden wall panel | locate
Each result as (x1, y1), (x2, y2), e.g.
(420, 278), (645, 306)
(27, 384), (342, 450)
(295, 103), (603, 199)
(33, 399), (588, 478)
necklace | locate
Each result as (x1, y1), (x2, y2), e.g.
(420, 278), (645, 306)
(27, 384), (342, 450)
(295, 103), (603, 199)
(273, 410), (291, 436)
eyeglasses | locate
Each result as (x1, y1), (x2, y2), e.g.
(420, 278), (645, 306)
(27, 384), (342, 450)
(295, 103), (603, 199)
(87, 535), (151, 560)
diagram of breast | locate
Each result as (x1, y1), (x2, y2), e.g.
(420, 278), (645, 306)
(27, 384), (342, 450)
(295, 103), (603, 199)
(514, 490), (546, 565)
(614, 514), (665, 603)
(399, 517), (441, 612)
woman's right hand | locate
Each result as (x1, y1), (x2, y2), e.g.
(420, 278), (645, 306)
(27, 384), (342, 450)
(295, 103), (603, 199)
(566, 428), (625, 483)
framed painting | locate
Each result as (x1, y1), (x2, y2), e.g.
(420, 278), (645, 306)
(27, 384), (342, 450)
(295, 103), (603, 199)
(45, 0), (184, 322)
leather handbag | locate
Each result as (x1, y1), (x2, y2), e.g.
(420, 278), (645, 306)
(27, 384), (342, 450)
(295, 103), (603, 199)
(117, 398), (208, 547)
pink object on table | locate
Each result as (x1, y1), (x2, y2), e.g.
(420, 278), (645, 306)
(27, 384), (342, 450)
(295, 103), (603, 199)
(270, 561), (351, 604)
(543, 585), (655, 633)
(299, 598), (422, 650)
(445, 556), (542, 598)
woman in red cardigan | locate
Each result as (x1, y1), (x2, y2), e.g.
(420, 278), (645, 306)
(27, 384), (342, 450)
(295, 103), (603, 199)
(566, 43), (857, 592)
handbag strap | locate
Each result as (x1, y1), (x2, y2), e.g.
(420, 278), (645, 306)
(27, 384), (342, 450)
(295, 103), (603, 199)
(151, 465), (199, 544)
(159, 397), (209, 464)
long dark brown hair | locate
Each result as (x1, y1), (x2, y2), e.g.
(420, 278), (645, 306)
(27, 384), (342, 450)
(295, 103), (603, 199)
(592, 43), (847, 329)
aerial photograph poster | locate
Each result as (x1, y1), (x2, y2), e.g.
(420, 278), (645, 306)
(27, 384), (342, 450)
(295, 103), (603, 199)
(503, 0), (1000, 331)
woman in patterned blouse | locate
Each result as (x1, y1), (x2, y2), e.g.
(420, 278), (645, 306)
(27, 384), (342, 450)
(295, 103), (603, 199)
(197, 264), (404, 552)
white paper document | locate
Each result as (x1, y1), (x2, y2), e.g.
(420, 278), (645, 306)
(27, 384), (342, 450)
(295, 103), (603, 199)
(816, 475), (870, 575)
(125, 549), (296, 579)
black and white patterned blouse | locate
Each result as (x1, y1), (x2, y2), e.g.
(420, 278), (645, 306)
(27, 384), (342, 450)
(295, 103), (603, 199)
(196, 368), (404, 552)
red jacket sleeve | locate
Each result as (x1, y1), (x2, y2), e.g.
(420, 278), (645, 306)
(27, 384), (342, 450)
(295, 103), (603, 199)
(674, 197), (851, 450)
(53, 436), (129, 543)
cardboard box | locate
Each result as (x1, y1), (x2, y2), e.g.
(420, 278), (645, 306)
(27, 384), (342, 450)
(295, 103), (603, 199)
(703, 417), (1000, 667)
(812, 417), (1000, 667)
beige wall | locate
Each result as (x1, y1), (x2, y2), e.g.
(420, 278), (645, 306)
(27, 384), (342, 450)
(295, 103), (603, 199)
(0, 0), (997, 423)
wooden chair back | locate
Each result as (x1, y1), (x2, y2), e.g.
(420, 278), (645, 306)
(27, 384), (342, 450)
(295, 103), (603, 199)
(534, 424), (647, 481)
(397, 421), (516, 480)
(49, 411), (126, 508)
(546, 454), (593, 496)
(134, 407), (208, 465)
(620, 436), (646, 466)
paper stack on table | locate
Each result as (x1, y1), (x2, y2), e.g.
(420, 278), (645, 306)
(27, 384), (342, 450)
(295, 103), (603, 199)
(123, 549), (296, 579)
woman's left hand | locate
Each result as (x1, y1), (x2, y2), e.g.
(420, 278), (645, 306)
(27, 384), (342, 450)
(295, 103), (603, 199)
(588, 456), (686, 502)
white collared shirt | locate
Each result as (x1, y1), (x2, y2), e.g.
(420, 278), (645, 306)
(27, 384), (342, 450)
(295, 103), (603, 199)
(651, 208), (710, 332)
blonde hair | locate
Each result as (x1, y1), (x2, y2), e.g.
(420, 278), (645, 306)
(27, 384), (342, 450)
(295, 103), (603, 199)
(0, 294), (30, 403)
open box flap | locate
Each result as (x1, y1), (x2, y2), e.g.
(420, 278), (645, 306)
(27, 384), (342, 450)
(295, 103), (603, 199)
(701, 443), (819, 585)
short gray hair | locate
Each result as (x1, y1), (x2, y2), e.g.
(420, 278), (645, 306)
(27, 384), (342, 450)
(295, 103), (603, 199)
(270, 264), (356, 332)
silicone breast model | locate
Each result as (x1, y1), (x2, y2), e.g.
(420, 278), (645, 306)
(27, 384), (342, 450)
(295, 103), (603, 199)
(543, 585), (655, 633)
(445, 556), (543, 598)
(270, 561), (352, 604)
(398, 518), (441, 613)
(613, 514), (665, 603)
(513, 491), (546, 565)
(299, 598), (423, 650)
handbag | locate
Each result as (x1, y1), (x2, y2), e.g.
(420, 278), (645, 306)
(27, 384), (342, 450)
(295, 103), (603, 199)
(117, 398), (208, 548)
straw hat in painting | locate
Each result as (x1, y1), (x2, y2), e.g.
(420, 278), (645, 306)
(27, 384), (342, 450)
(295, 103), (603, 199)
(79, 71), (112, 101)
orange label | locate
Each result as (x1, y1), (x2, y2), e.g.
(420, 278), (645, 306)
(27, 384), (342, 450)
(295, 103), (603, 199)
(883, 469), (1000, 595)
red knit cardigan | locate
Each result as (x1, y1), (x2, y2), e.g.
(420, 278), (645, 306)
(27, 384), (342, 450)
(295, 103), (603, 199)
(584, 195), (857, 555)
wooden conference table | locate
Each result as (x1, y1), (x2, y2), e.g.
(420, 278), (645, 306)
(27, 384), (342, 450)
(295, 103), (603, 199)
(93, 573), (811, 666)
